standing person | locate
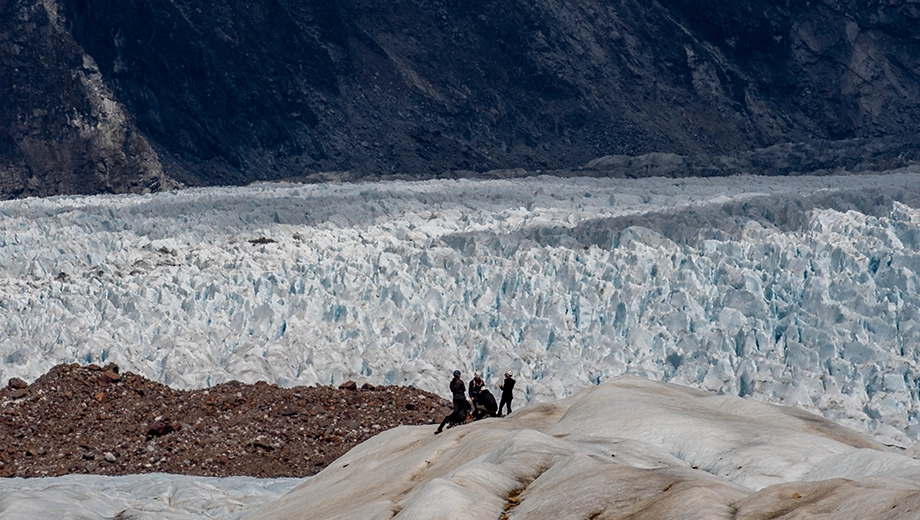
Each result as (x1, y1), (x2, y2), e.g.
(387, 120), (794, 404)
(498, 370), (515, 416)
(436, 370), (469, 434)
(468, 371), (484, 408)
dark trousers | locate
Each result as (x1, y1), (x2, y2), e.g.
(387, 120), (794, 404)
(499, 396), (512, 416)
(437, 398), (469, 432)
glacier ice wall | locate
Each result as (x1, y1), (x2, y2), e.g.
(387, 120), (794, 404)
(1, 173), (920, 445)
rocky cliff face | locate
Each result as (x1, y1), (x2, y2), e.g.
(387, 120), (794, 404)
(662, 0), (920, 139)
(0, 0), (176, 198)
(1, 0), (919, 198)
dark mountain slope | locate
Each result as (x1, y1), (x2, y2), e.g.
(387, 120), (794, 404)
(662, 0), (920, 139)
(0, 0), (174, 198)
(1, 0), (919, 197)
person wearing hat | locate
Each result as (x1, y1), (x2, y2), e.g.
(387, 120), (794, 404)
(436, 370), (470, 434)
(498, 370), (515, 416)
(468, 370), (485, 408)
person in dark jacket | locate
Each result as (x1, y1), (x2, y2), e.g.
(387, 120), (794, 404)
(468, 371), (484, 408)
(436, 370), (470, 434)
(472, 388), (498, 420)
(498, 370), (515, 416)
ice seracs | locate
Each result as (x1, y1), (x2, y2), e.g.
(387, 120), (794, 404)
(246, 376), (920, 520)
(0, 173), (919, 446)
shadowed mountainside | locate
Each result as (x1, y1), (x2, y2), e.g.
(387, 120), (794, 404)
(1, 0), (920, 197)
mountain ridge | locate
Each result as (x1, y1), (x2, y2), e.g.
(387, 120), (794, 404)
(2, 0), (920, 198)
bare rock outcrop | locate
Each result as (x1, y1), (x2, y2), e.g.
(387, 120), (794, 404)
(2, 0), (920, 197)
(0, 0), (178, 198)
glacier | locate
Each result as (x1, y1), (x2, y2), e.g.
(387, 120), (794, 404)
(1, 172), (920, 448)
(247, 377), (920, 520)
(0, 473), (299, 519)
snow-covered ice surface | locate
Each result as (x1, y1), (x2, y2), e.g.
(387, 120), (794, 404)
(3, 172), (920, 447)
(246, 377), (920, 520)
(0, 473), (299, 519)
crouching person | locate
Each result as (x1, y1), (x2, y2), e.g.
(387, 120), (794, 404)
(472, 388), (498, 420)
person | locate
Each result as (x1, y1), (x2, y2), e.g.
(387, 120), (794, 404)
(468, 371), (484, 408)
(436, 370), (470, 434)
(472, 388), (498, 420)
(498, 370), (515, 416)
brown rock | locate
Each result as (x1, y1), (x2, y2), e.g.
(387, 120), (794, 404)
(277, 405), (299, 417)
(99, 370), (121, 384)
(146, 421), (180, 438)
(338, 380), (358, 391)
(7, 378), (27, 390)
(250, 436), (280, 451)
(0, 363), (443, 479)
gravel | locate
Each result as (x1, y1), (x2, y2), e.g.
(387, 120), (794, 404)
(0, 364), (449, 478)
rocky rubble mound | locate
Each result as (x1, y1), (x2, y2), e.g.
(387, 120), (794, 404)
(0, 364), (449, 478)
